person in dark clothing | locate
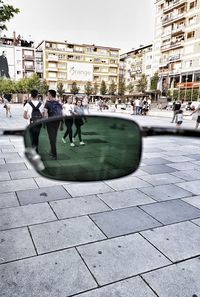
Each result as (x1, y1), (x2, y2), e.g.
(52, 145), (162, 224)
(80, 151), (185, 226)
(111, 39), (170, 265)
(44, 90), (62, 160)
(0, 51), (10, 78)
(171, 101), (181, 123)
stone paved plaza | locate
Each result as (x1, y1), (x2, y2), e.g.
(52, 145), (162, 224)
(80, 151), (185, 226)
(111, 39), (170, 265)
(0, 104), (200, 297)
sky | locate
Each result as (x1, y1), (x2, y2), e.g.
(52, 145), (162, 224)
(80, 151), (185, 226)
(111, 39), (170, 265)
(3, 0), (156, 54)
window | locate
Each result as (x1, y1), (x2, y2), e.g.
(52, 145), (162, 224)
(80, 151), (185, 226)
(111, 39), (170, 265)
(187, 31), (195, 39)
(194, 73), (200, 81)
(188, 16), (196, 25)
(190, 1), (197, 9)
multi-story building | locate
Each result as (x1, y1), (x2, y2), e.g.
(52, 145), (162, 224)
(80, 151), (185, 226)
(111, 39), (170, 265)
(120, 45), (153, 93)
(153, 0), (200, 98)
(0, 32), (35, 80)
(36, 40), (120, 94)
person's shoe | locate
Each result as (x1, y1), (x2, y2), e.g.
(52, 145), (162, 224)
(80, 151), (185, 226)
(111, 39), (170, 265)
(62, 137), (66, 144)
(80, 141), (85, 145)
(72, 137), (75, 142)
(50, 155), (57, 160)
(70, 143), (75, 147)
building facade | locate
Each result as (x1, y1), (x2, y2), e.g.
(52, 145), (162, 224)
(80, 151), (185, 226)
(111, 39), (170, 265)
(36, 40), (120, 94)
(120, 45), (153, 94)
(153, 0), (200, 99)
(0, 33), (35, 80)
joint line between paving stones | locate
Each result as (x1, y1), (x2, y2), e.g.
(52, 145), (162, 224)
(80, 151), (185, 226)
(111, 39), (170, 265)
(88, 215), (109, 239)
(61, 186), (73, 198)
(15, 191), (22, 206)
(137, 205), (164, 225)
(180, 199), (200, 213)
(48, 201), (60, 220)
(96, 194), (113, 210)
(140, 275), (160, 297)
(190, 220), (200, 228)
(27, 226), (38, 255)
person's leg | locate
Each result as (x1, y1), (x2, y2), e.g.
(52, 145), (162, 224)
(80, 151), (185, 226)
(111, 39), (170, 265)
(171, 111), (177, 123)
(63, 119), (73, 142)
(77, 125), (82, 142)
(47, 123), (58, 158)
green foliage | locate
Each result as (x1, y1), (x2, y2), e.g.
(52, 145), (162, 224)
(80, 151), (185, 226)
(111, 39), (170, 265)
(70, 81), (79, 95)
(57, 82), (65, 98)
(169, 89), (200, 101)
(108, 80), (117, 95)
(118, 79), (126, 96)
(39, 79), (49, 95)
(0, 0), (20, 30)
(137, 74), (147, 93)
(0, 77), (15, 95)
(84, 81), (93, 96)
(93, 81), (99, 95)
(150, 72), (159, 91)
(100, 80), (107, 95)
(127, 82), (134, 95)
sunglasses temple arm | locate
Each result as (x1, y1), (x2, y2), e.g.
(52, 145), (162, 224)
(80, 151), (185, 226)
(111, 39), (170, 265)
(141, 126), (200, 138)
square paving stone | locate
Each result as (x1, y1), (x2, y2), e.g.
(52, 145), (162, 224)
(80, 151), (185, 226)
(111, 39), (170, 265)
(0, 163), (27, 172)
(0, 178), (38, 193)
(0, 203), (57, 230)
(185, 153), (200, 160)
(0, 227), (36, 263)
(0, 152), (20, 159)
(182, 196), (200, 209)
(140, 200), (200, 225)
(30, 216), (106, 254)
(17, 186), (70, 205)
(90, 207), (161, 238)
(31, 176), (70, 187)
(77, 233), (170, 286)
(10, 169), (40, 180)
(0, 249), (97, 297)
(162, 156), (195, 163)
(75, 276), (157, 297)
(142, 157), (170, 165)
(105, 176), (150, 191)
(50, 195), (110, 219)
(139, 184), (192, 202)
(166, 162), (200, 171)
(64, 182), (114, 197)
(98, 189), (155, 209)
(141, 165), (176, 175)
(171, 170), (200, 181)
(139, 173), (183, 186)
(141, 221), (200, 262)
(0, 192), (19, 208)
(0, 172), (10, 181)
(143, 258), (200, 297)
(176, 180), (200, 195)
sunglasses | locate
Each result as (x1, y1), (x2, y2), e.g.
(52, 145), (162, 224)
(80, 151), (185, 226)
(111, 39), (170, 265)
(2, 114), (200, 181)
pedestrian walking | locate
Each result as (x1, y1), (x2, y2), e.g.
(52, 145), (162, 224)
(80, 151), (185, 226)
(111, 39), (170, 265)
(73, 99), (85, 145)
(171, 101), (181, 123)
(190, 103), (200, 129)
(3, 93), (12, 118)
(62, 96), (75, 146)
(176, 110), (183, 128)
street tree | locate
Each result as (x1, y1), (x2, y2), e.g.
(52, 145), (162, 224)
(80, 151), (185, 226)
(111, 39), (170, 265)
(127, 82), (134, 94)
(0, 0), (19, 30)
(39, 79), (49, 96)
(93, 81), (99, 95)
(84, 81), (93, 96)
(100, 80), (107, 95)
(57, 82), (65, 99)
(108, 80), (117, 95)
(137, 74), (147, 93)
(70, 81), (79, 95)
(150, 72), (159, 92)
(0, 77), (15, 95)
(118, 78), (126, 96)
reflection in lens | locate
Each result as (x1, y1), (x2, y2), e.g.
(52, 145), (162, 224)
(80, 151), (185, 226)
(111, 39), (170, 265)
(25, 116), (142, 181)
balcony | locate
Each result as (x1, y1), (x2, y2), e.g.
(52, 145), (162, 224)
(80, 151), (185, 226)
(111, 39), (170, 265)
(24, 65), (35, 70)
(47, 68), (58, 72)
(23, 55), (34, 60)
(163, 0), (187, 13)
(48, 77), (58, 81)
(171, 26), (185, 35)
(168, 53), (182, 62)
(162, 12), (186, 26)
(161, 40), (184, 52)
(47, 55), (58, 62)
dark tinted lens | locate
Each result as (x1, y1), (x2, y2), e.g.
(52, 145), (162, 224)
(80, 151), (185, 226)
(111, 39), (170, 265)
(24, 116), (142, 181)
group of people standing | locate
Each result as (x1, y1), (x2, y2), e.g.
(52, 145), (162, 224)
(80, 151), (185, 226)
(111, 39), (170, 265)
(131, 97), (151, 115)
(23, 90), (87, 160)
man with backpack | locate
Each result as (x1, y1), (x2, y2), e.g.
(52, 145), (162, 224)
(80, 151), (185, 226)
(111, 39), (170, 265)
(44, 89), (63, 160)
(23, 89), (44, 153)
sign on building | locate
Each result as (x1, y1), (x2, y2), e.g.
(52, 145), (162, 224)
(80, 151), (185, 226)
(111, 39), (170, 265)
(67, 62), (93, 81)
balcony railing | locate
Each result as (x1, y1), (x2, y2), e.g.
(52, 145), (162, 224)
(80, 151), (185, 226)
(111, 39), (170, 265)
(162, 12), (185, 25)
(23, 55), (34, 60)
(163, 0), (187, 13)
(48, 56), (58, 61)
(171, 26), (185, 34)
(161, 40), (184, 51)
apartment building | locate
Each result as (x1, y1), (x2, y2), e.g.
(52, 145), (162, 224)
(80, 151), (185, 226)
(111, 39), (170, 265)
(0, 32), (35, 80)
(120, 45), (153, 93)
(153, 0), (200, 97)
(36, 40), (120, 94)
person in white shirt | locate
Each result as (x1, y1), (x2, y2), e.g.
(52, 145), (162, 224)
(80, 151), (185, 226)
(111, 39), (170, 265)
(176, 109), (183, 128)
(23, 89), (44, 153)
(135, 98), (140, 115)
(190, 104), (200, 129)
(62, 96), (75, 146)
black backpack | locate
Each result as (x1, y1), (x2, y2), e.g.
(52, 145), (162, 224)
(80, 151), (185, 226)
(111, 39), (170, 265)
(29, 102), (43, 123)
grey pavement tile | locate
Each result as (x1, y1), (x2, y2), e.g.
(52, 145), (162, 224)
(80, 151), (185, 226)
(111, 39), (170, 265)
(75, 276), (157, 297)
(171, 169), (200, 181)
(140, 200), (200, 225)
(105, 176), (150, 191)
(0, 163), (27, 172)
(0, 192), (19, 208)
(30, 216), (106, 254)
(10, 169), (40, 180)
(0, 145), (15, 150)
(143, 152), (167, 159)
(185, 153), (200, 160)
(0, 178), (38, 193)
(139, 173), (183, 186)
(77, 233), (170, 286)
(4, 157), (27, 164)
(131, 168), (149, 177)
(182, 195), (200, 210)
(0, 153), (20, 159)
(143, 258), (200, 297)
(141, 221), (200, 262)
(0, 171), (11, 181)
(176, 180), (200, 195)
(0, 203), (57, 230)
(139, 184), (192, 202)
(98, 189), (155, 209)
(90, 207), (162, 238)
(0, 159), (5, 164)
(34, 176), (71, 187)
(166, 162), (200, 171)
(50, 195), (110, 219)
(64, 182), (114, 197)
(162, 156), (195, 163)
(142, 157), (170, 165)
(1, 148), (19, 153)
(17, 186), (70, 206)
(0, 227), (36, 263)
(0, 249), (97, 297)
(141, 164), (176, 175)
(192, 218), (200, 227)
